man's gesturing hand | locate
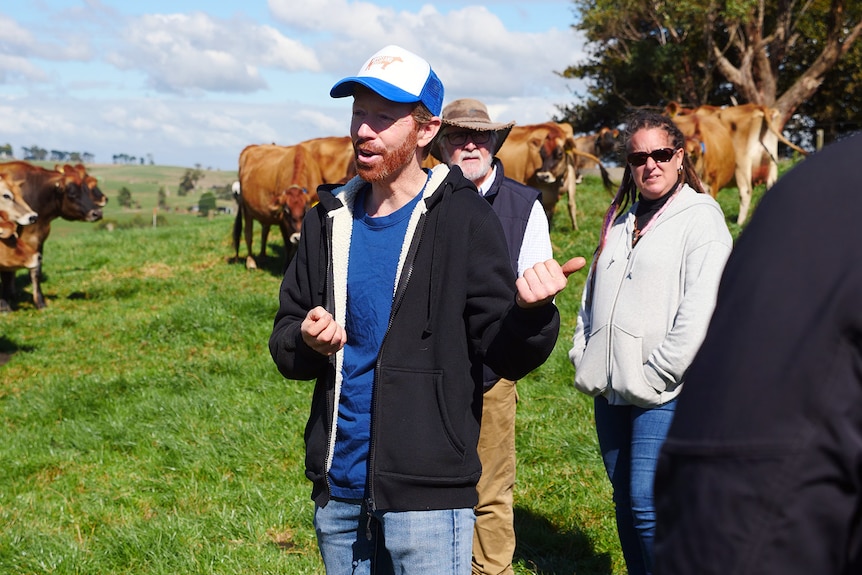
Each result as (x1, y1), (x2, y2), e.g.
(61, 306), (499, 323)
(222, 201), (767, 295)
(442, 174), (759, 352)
(515, 256), (587, 308)
(301, 306), (347, 356)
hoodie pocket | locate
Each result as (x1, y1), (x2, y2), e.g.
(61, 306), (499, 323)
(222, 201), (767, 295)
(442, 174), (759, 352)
(609, 326), (665, 407)
(374, 367), (467, 480)
(573, 324), (610, 397)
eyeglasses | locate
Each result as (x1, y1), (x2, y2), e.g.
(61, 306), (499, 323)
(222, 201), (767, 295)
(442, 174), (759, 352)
(444, 131), (493, 146)
(627, 147), (678, 167)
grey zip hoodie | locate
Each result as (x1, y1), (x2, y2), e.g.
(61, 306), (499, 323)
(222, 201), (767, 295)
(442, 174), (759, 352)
(570, 184), (732, 407)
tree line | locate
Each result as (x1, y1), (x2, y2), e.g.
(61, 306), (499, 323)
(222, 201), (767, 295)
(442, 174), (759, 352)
(0, 143), (156, 166)
(2, 144), (96, 164)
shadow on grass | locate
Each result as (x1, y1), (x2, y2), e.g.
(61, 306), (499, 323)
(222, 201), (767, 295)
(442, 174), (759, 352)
(0, 270), (48, 311)
(228, 242), (294, 277)
(514, 506), (612, 575)
(0, 335), (36, 366)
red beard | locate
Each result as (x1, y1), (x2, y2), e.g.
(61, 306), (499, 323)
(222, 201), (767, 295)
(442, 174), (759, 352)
(354, 127), (419, 183)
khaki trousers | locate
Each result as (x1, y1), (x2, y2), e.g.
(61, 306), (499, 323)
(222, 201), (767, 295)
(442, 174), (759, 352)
(472, 378), (518, 575)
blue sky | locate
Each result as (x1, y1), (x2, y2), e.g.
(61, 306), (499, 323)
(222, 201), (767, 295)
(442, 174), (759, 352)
(1, 0), (589, 170)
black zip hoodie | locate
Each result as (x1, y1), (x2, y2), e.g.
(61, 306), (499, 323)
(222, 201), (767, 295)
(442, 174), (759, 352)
(269, 164), (560, 512)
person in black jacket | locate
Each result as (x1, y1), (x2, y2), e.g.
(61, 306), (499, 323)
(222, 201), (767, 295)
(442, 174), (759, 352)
(653, 133), (862, 574)
(433, 98), (552, 575)
(268, 44), (585, 575)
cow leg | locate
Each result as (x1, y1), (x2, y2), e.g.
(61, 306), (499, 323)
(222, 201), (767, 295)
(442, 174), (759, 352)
(761, 118), (780, 189)
(766, 160), (779, 189)
(243, 210), (257, 270)
(232, 205), (243, 263)
(277, 221), (298, 271)
(735, 165), (753, 226)
(259, 224), (271, 260)
(565, 162), (578, 230)
(0, 270), (14, 312)
(540, 188), (557, 228)
(30, 264), (46, 309)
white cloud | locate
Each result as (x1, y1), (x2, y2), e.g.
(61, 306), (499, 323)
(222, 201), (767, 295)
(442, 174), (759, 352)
(0, 13), (92, 61)
(266, 2), (587, 107)
(0, 54), (49, 83)
(268, 0), (397, 35)
(107, 12), (321, 94)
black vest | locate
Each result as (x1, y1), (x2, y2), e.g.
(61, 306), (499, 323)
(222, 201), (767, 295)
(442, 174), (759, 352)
(482, 159), (543, 388)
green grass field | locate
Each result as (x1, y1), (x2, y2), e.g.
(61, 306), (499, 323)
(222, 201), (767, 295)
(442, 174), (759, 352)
(0, 162), (785, 574)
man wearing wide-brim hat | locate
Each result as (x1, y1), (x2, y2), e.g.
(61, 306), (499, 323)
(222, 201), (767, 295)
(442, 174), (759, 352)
(435, 98), (553, 575)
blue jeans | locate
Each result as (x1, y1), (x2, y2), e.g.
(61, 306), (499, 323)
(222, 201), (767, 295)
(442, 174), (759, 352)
(314, 499), (475, 574)
(594, 396), (676, 575)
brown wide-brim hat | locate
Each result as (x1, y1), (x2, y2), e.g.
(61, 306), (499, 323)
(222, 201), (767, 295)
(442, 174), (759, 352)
(431, 98), (515, 160)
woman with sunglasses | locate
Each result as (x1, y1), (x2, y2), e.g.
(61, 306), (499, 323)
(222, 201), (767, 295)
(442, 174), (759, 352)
(569, 110), (732, 575)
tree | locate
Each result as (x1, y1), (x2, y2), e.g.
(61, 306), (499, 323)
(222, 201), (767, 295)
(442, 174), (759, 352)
(562, 0), (862, 136)
(198, 191), (217, 216)
(785, 10), (862, 141)
(118, 187), (133, 208)
(157, 186), (169, 210)
(22, 146), (47, 161)
(177, 168), (204, 197)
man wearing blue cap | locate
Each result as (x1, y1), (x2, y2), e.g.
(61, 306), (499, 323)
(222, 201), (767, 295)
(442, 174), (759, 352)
(269, 45), (585, 574)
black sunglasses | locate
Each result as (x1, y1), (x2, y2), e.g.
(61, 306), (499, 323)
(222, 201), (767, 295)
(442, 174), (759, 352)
(444, 131), (493, 146)
(627, 147), (678, 167)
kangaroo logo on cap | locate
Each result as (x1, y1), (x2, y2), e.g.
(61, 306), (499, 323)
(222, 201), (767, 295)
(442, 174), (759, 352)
(366, 56), (404, 71)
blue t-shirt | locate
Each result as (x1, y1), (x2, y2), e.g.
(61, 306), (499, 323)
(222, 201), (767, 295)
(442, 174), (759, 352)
(328, 186), (424, 499)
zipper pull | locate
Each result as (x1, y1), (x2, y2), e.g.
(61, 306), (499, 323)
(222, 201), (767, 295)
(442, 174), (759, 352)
(365, 498), (374, 540)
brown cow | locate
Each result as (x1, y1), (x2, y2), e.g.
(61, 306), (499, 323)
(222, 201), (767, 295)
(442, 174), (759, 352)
(497, 122), (612, 229)
(0, 173), (39, 233)
(0, 161), (103, 310)
(671, 112), (736, 198)
(572, 126), (619, 183)
(234, 143), (321, 270)
(496, 122), (571, 227)
(666, 102), (808, 224)
(298, 135), (355, 190)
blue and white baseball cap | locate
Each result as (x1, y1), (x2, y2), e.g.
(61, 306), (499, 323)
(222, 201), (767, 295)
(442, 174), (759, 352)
(330, 45), (444, 116)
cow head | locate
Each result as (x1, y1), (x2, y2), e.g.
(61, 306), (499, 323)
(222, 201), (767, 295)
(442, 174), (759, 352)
(532, 125), (570, 185)
(54, 169), (103, 222)
(280, 185), (309, 241)
(595, 127), (620, 157)
(63, 164), (108, 209)
(684, 136), (706, 172)
(0, 175), (38, 229)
